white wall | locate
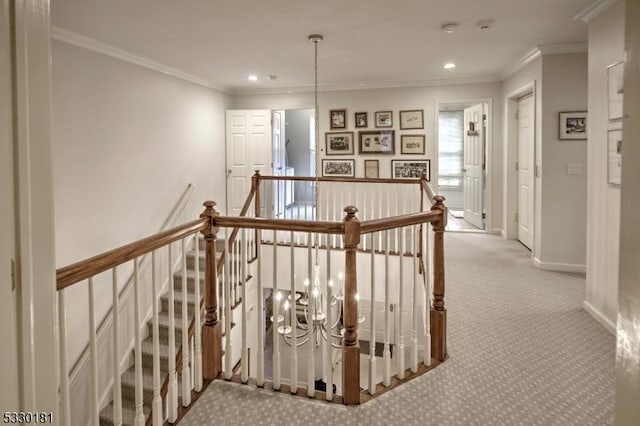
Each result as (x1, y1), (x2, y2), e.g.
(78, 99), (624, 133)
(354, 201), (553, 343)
(539, 53), (588, 270)
(585, 1), (625, 329)
(234, 82), (504, 232)
(501, 53), (589, 271)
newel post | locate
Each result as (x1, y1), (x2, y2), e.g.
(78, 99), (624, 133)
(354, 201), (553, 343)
(200, 200), (222, 379)
(430, 195), (448, 361)
(342, 206), (361, 405)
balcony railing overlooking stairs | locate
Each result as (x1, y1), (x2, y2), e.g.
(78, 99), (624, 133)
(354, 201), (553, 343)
(55, 172), (447, 425)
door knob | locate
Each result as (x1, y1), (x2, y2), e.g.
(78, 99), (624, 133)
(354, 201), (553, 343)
(227, 169), (232, 175)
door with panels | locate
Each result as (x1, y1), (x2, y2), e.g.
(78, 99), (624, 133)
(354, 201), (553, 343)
(462, 104), (485, 229)
(517, 94), (534, 249)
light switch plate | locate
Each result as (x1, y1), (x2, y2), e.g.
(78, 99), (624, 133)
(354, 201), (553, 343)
(567, 163), (582, 175)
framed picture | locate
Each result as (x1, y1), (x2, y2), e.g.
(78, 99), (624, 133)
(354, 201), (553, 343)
(607, 129), (622, 185)
(400, 135), (425, 155)
(559, 111), (587, 140)
(322, 159), (355, 177)
(355, 112), (368, 128)
(325, 132), (354, 155)
(329, 109), (347, 129)
(399, 110), (424, 129)
(364, 159), (379, 179)
(391, 159), (430, 181)
(358, 130), (395, 154)
(375, 111), (393, 128)
(608, 60), (624, 121)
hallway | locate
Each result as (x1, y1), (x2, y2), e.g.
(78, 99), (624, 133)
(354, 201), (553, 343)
(181, 233), (615, 425)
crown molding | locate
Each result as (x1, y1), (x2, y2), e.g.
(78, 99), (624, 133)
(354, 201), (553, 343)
(51, 26), (231, 93)
(232, 74), (501, 96)
(537, 42), (588, 55)
(499, 47), (541, 80)
(573, 0), (621, 23)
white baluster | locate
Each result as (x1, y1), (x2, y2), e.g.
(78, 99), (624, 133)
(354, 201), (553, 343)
(193, 235), (203, 392)
(424, 222), (432, 367)
(290, 230), (298, 393)
(397, 228), (405, 379)
(181, 239), (192, 406)
(331, 184), (336, 248)
(241, 229), (248, 383)
(257, 229), (265, 387)
(325, 245), (332, 401)
(151, 252), (162, 426)
(111, 268), (122, 425)
(306, 233), (315, 397)
(383, 231), (391, 386)
(362, 186), (367, 250)
(272, 231), (281, 390)
(411, 226), (419, 373)
(57, 290), (71, 426)
(87, 278), (99, 425)
(133, 261), (145, 426)
(224, 228), (233, 379)
(167, 244), (178, 423)
(368, 234), (377, 395)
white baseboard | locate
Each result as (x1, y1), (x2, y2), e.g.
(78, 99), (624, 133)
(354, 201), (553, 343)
(532, 257), (586, 273)
(583, 301), (617, 335)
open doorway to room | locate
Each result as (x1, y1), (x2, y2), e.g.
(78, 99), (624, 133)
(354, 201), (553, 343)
(272, 108), (315, 219)
(437, 102), (489, 232)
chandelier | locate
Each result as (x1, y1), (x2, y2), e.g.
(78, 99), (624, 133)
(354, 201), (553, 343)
(271, 34), (364, 348)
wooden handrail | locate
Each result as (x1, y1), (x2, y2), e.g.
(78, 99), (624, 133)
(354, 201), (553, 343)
(259, 175), (422, 185)
(360, 210), (443, 235)
(215, 215), (345, 234)
(56, 218), (208, 290)
(215, 187), (257, 271)
(420, 177), (436, 206)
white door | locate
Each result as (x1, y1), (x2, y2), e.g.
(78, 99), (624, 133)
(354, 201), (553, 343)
(272, 110), (285, 217)
(463, 104), (485, 229)
(0, 1), (20, 409)
(226, 110), (272, 216)
(517, 94), (535, 249)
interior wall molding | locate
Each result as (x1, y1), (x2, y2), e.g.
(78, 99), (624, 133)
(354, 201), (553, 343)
(533, 257), (587, 274)
(537, 42), (588, 55)
(232, 74), (501, 96)
(499, 47), (541, 80)
(52, 26), (231, 94)
(573, 0), (621, 23)
(583, 301), (617, 335)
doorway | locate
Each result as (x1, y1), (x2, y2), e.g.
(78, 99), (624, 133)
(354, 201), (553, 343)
(437, 102), (489, 231)
(274, 108), (315, 219)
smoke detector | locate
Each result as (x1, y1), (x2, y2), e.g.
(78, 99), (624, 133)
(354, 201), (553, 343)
(441, 23), (459, 34)
(477, 20), (494, 30)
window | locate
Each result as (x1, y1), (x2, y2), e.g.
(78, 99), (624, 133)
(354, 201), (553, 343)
(438, 111), (464, 189)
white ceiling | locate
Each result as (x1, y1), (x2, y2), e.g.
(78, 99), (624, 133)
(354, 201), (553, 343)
(51, 0), (595, 93)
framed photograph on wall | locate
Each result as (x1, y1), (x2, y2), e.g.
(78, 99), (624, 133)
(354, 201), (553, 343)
(322, 159), (355, 177)
(375, 111), (393, 128)
(355, 112), (368, 128)
(608, 129), (622, 185)
(358, 130), (395, 154)
(559, 111), (587, 140)
(607, 60), (624, 121)
(391, 159), (430, 181)
(364, 159), (379, 179)
(400, 135), (425, 155)
(329, 109), (347, 129)
(325, 132), (354, 155)
(399, 109), (424, 129)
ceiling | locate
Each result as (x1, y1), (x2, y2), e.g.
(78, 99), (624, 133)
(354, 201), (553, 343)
(51, 0), (596, 93)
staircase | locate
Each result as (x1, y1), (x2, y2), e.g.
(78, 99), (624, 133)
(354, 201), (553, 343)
(99, 238), (231, 426)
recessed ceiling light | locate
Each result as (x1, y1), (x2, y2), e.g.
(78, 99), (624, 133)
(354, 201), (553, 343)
(441, 23), (459, 34)
(443, 63), (456, 70)
(248, 75), (258, 81)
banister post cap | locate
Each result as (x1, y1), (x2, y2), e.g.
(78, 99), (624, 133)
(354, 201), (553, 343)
(203, 200), (217, 208)
(254, 169), (261, 175)
(344, 206), (358, 215)
(433, 195), (446, 204)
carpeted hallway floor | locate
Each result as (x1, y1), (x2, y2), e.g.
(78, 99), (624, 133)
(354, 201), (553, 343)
(181, 233), (615, 425)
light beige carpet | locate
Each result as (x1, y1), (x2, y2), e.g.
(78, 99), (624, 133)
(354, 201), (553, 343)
(181, 233), (615, 425)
